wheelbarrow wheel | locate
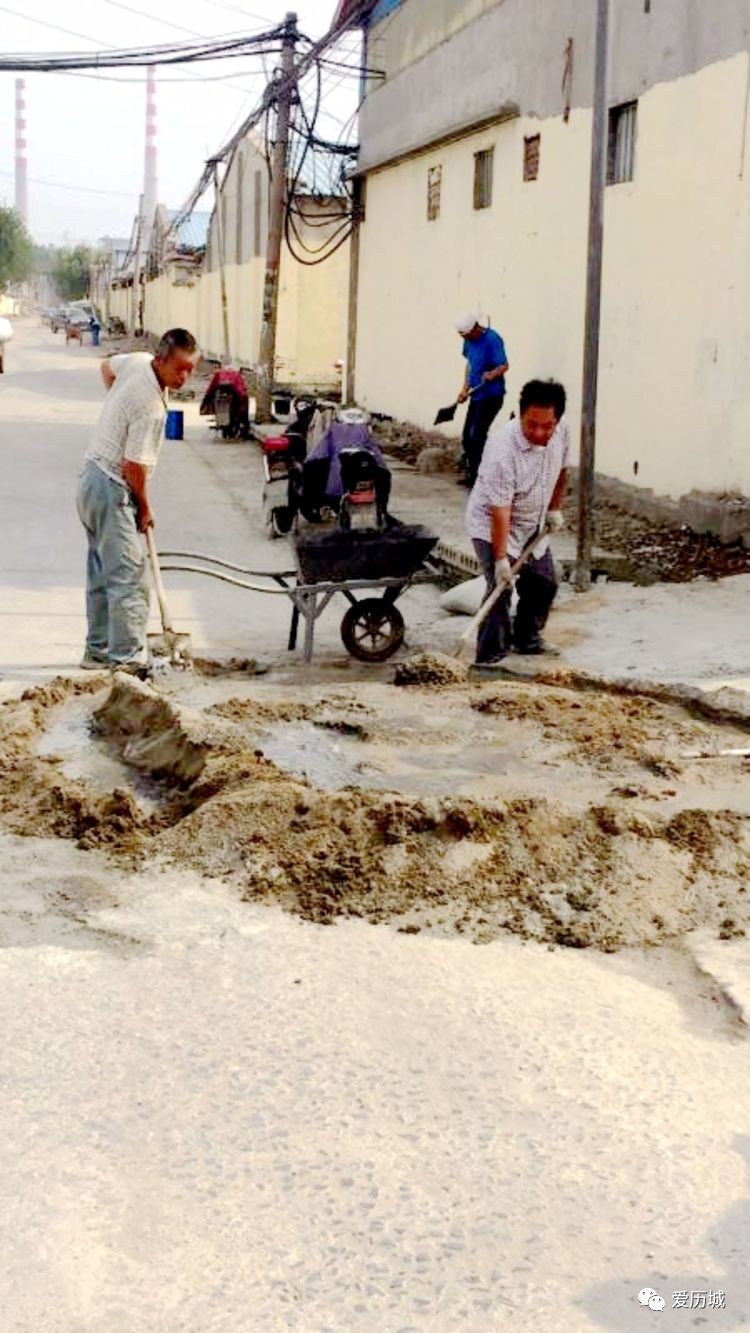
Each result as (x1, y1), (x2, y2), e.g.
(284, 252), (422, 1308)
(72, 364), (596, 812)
(340, 598), (405, 663)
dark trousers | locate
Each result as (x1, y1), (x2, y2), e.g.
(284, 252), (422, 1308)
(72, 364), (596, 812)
(473, 538), (558, 662)
(462, 395), (504, 486)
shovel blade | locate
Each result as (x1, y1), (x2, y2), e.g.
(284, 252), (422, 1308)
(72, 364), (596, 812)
(147, 630), (193, 668)
(434, 403), (458, 426)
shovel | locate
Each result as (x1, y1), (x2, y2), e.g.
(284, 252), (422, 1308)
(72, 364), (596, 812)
(145, 527), (192, 667)
(434, 383), (481, 426)
(454, 527), (546, 660)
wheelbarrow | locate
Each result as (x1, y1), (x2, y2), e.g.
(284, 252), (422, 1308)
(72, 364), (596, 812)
(157, 524), (440, 665)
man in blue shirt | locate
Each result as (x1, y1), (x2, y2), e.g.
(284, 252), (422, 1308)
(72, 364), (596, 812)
(455, 312), (509, 486)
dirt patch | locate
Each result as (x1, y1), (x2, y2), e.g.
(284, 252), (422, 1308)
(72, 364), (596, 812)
(563, 495), (750, 583)
(471, 683), (702, 771)
(373, 418), (458, 468)
(192, 656), (261, 678)
(3, 674), (750, 950)
(393, 653), (468, 688)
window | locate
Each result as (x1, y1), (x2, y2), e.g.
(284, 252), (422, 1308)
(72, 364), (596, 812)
(427, 165), (442, 221)
(473, 148), (494, 210)
(608, 101), (637, 184)
(523, 134), (541, 182)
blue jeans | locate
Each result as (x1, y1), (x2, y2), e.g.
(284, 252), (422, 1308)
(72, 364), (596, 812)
(76, 462), (150, 665)
(473, 538), (558, 662)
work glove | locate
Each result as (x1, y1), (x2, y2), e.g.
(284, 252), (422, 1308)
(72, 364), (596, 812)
(546, 509), (564, 532)
(494, 556), (513, 586)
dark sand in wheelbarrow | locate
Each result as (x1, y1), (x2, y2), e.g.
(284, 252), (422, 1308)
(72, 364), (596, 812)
(2, 663), (749, 950)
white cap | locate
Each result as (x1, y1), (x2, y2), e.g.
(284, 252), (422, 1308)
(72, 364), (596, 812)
(455, 311), (481, 335)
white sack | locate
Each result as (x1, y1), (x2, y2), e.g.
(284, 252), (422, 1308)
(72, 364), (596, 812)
(439, 575), (486, 616)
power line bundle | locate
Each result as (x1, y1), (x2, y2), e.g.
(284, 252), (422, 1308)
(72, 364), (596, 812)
(0, 27), (287, 73)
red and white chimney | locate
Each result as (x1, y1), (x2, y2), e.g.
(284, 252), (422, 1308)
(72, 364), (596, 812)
(15, 79), (29, 226)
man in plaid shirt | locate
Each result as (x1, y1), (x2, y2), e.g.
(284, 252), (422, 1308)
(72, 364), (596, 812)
(466, 379), (569, 668)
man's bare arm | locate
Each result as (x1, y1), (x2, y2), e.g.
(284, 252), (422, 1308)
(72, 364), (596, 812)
(122, 461), (153, 532)
(100, 359), (116, 391)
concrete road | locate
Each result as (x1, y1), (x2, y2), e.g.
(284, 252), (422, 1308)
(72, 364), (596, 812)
(2, 320), (750, 1333)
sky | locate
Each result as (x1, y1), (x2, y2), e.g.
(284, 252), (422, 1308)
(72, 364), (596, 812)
(0, 0), (358, 246)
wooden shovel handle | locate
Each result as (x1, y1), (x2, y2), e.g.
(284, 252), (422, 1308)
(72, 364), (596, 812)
(145, 527), (175, 634)
(456, 528), (544, 653)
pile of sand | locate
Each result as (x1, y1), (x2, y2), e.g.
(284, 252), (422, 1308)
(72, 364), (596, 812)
(2, 674), (749, 950)
(393, 653), (468, 688)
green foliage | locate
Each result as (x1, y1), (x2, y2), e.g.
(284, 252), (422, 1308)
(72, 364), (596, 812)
(51, 245), (92, 302)
(0, 206), (34, 291)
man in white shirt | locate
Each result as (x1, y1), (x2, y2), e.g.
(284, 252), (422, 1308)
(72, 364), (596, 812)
(466, 379), (569, 668)
(76, 328), (199, 673)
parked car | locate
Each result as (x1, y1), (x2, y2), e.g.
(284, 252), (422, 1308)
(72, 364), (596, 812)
(50, 305), (90, 334)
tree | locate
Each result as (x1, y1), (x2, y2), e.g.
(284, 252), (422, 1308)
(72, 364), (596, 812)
(0, 206), (34, 290)
(51, 245), (92, 302)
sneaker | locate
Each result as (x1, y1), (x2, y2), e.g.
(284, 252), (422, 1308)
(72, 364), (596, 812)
(514, 639), (561, 657)
(79, 651), (109, 670)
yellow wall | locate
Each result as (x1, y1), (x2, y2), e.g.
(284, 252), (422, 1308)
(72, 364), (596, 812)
(197, 259), (265, 367)
(108, 286), (131, 324)
(355, 53), (750, 498)
(135, 210), (349, 387)
(144, 272), (200, 343)
(277, 214), (349, 384)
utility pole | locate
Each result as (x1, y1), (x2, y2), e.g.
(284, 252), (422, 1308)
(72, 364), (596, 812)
(575, 0), (610, 591)
(256, 11), (298, 422)
(214, 163), (231, 363)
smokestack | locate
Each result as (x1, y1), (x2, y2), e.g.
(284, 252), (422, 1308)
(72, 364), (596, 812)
(143, 66), (158, 241)
(15, 78), (28, 226)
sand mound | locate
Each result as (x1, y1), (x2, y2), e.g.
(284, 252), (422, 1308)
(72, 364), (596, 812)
(393, 653), (468, 688)
(2, 675), (749, 950)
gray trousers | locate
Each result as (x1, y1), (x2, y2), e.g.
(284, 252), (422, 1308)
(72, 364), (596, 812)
(76, 462), (150, 665)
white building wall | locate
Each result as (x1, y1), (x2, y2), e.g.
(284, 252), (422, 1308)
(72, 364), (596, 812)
(355, 52), (750, 499)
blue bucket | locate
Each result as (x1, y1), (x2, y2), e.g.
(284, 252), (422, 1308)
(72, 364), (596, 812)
(165, 408), (184, 441)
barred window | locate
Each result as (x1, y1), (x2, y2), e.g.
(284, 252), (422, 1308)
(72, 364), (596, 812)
(427, 165), (442, 221)
(608, 101), (637, 184)
(523, 134), (541, 182)
(473, 148), (494, 210)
